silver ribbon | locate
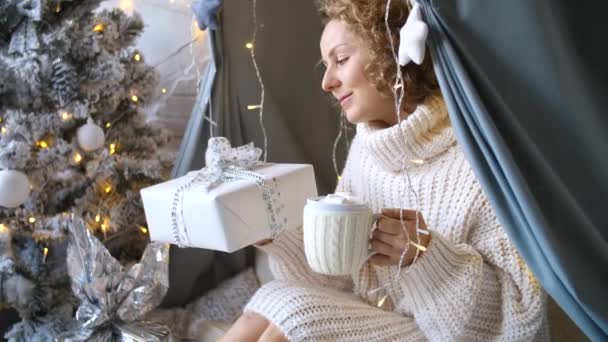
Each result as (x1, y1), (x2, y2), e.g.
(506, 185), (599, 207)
(56, 215), (171, 342)
(171, 137), (286, 248)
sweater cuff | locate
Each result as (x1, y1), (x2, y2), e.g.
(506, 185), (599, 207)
(254, 226), (300, 255)
(397, 231), (483, 313)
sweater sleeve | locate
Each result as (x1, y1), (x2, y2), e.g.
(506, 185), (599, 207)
(255, 227), (354, 291)
(394, 195), (548, 341)
(245, 280), (427, 341)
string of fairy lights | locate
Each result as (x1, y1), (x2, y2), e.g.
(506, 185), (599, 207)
(0, 0), (210, 261)
(367, 0), (428, 308)
(0, 0), (269, 264)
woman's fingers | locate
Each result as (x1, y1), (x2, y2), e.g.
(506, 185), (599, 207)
(376, 216), (422, 236)
(255, 238), (273, 246)
(371, 238), (399, 258)
(369, 254), (393, 266)
(375, 215), (402, 235)
(372, 230), (404, 249)
(381, 208), (425, 222)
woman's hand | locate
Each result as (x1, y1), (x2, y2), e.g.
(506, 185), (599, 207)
(370, 208), (431, 267)
(255, 238), (273, 246)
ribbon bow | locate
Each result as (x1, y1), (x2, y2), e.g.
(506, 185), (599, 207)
(203, 137), (263, 185)
(398, 2), (428, 66)
(171, 137), (273, 247)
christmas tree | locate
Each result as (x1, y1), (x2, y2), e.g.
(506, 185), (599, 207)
(0, 0), (173, 338)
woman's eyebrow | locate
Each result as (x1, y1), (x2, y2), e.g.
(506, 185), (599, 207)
(327, 43), (349, 57)
(320, 43), (350, 66)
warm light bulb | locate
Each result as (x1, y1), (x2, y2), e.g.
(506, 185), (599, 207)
(161, 88), (167, 94)
(247, 104), (261, 110)
(101, 223), (107, 232)
(29, 217), (36, 223)
(105, 122), (111, 128)
(42, 247), (49, 262)
(134, 53), (141, 62)
(61, 112), (72, 120)
(131, 95), (139, 103)
(120, 0), (134, 13)
(410, 240), (427, 252)
(93, 23), (104, 32)
(0, 224), (7, 232)
(337, 175), (342, 181)
(140, 226), (148, 234)
(109, 143), (116, 155)
(55, 3), (61, 12)
(246, 42), (254, 49)
(95, 215), (101, 223)
(377, 295), (387, 308)
(37, 140), (49, 148)
(1, 126), (7, 134)
(74, 153), (83, 163)
(105, 185), (112, 193)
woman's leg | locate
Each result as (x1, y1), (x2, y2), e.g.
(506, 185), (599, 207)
(218, 311), (270, 342)
(258, 323), (289, 342)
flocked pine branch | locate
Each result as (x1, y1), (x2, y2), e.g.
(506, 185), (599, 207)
(0, 0), (174, 338)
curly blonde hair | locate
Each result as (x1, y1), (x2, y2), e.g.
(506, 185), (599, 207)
(317, 0), (439, 108)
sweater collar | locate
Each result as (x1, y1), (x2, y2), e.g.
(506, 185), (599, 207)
(357, 96), (456, 172)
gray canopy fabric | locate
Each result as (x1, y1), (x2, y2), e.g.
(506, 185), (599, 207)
(420, 0), (608, 340)
(170, 1), (607, 339)
(162, 0), (347, 306)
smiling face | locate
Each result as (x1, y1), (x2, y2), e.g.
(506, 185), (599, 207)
(320, 19), (397, 126)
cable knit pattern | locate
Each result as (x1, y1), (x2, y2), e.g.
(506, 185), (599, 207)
(303, 209), (373, 275)
(245, 96), (549, 341)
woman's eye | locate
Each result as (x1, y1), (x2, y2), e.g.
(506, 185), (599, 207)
(337, 57), (349, 65)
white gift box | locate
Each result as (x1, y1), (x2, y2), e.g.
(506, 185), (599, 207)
(141, 163), (317, 252)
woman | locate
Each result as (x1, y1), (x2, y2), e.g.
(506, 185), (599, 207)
(221, 0), (548, 340)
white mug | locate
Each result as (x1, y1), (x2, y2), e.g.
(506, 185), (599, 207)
(303, 194), (378, 275)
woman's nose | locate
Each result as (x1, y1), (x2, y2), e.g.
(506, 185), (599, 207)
(321, 68), (340, 92)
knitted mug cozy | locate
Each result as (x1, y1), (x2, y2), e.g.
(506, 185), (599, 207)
(303, 194), (376, 275)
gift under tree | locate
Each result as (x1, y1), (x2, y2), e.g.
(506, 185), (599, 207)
(0, 0), (173, 339)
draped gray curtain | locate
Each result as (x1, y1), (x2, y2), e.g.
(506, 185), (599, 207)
(420, 0), (608, 340)
(162, 0), (346, 306)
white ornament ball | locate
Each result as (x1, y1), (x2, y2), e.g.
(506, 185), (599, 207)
(77, 118), (105, 152)
(0, 170), (30, 208)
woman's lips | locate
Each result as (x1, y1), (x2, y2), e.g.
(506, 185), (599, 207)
(340, 93), (353, 105)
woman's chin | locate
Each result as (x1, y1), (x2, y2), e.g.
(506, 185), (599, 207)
(344, 110), (364, 124)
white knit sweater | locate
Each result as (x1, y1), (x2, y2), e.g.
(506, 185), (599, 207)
(245, 96), (549, 341)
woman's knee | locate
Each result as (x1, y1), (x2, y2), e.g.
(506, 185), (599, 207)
(241, 311), (269, 324)
(218, 311), (270, 342)
(258, 323), (288, 342)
